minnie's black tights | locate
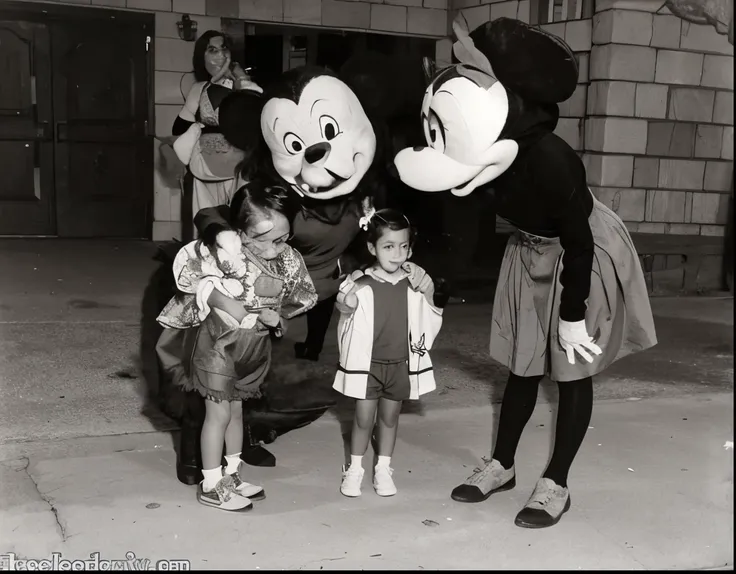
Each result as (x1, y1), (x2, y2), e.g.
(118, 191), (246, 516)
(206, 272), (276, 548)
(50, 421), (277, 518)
(491, 373), (593, 488)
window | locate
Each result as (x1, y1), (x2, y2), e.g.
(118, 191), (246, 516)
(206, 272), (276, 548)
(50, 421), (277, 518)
(530, 0), (594, 24)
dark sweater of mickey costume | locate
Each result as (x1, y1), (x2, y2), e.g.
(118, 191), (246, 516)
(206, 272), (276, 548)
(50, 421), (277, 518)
(491, 98), (593, 323)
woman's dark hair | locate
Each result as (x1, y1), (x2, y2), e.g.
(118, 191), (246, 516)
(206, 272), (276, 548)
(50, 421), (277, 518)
(218, 90), (265, 179)
(365, 208), (416, 246)
(193, 31), (233, 82)
(229, 179), (290, 233)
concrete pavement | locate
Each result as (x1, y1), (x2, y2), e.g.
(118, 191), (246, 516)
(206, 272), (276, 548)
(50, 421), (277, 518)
(0, 393), (732, 570)
(0, 238), (733, 569)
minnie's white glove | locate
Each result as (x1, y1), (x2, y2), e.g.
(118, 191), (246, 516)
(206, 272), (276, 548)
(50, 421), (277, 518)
(215, 230), (246, 278)
(558, 319), (602, 365)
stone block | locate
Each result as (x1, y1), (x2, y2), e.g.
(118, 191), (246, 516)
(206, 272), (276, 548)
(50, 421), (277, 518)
(634, 157), (659, 188)
(205, 0), (238, 16)
(584, 154), (634, 186)
(593, 9), (652, 46)
(283, 0), (321, 24)
(155, 104), (180, 138)
(680, 21), (734, 56)
(153, 186), (171, 222)
(713, 91), (734, 125)
(559, 84), (587, 118)
(590, 44), (656, 82)
(408, 7), (447, 36)
(565, 19), (592, 52)
(646, 189), (688, 222)
(704, 161), (733, 192)
(371, 3), (407, 32)
(625, 221), (640, 232)
(554, 118), (582, 150)
(454, 0), (481, 7)
(701, 55), (734, 90)
(666, 223), (700, 235)
(386, 0), (423, 6)
(576, 53), (589, 83)
(722, 127), (734, 161)
(155, 71), (187, 105)
(701, 224), (726, 237)
(92, 0), (126, 7)
(652, 268), (685, 293)
(516, 0), (530, 23)
(587, 80), (636, 116)
(634, 83), (667, 119)
(694, 125), (724, 159)
(658, 159), (705, 190)
(541, 22), (566, 39)
(490, 1), (518, 20)
(638, 222), (666, 233)
(585, 117), (647, 153)
(459, 5), (490, 32)
(173, 0), (207, 14)
(592, 187), (646, 221)
(127, 0), (171, 10)
(424, 0), (448, 8)
(646, 122), (695, 157)
(654, 50), (703, 85)
(690, 192), (722, 224)
(651, 14), (681, 49)
(321, 0), (369, 28)
(668, 88), (715, 123)
(155, 12), (221, 40)
(435, 38), (453, 68)
(154, 37), (192, 72)
(239, 0), (284, 21)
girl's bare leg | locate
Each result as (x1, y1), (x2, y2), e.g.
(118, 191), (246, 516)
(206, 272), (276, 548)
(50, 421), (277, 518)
(376, 398), (402, 458)
(351, 399), (379, 456)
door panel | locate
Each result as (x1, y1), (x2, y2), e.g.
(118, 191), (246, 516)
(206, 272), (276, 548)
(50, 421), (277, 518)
(52, 19), (152, 238)
(0, 20), (55, 235)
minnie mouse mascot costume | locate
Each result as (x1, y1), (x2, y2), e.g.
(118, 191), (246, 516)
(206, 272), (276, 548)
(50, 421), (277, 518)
(394, 16), (657, 528)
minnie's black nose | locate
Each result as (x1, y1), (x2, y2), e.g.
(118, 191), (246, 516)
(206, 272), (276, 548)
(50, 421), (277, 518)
(305, 142), (331, 164)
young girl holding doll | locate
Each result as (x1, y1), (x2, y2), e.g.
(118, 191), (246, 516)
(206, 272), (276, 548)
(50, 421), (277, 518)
(157, 181), (317, 511)
(334, 208), (444, 497)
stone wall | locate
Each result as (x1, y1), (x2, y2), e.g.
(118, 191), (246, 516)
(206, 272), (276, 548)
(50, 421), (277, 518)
(584, 0), (733, 240)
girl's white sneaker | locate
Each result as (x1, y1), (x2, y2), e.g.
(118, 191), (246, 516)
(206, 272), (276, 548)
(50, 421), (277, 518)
(340, 464), (364, 497)
(373, 465), (397, 497)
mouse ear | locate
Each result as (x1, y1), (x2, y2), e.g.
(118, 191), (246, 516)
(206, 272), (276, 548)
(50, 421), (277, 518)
(471, 17), (579, 104)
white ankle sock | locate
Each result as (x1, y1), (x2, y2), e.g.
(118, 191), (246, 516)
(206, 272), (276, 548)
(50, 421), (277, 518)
(202, 467), (223, 491)
(376, 456), (391, 468)
(224, 453), (241, 475)
(350, 455), (363, 469)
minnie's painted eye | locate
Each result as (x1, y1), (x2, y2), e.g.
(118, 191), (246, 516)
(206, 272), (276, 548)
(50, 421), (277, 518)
(425, 109), (446, 153)
(283, 132), (305, 155)
(319, 115), (340, 140)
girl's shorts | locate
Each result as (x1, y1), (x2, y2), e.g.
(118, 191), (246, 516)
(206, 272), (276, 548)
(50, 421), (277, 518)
(365, 360), (411, 401)
(188, 308), (271, 402)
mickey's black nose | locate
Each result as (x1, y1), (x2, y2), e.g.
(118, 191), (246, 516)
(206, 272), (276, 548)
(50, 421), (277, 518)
(305, 142), (331, 164)
(413, 146), (426, 152)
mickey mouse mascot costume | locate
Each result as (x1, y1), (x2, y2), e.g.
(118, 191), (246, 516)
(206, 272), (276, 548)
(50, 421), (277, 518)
(395, 16), (657, 528)
(160, 65), (387, 484)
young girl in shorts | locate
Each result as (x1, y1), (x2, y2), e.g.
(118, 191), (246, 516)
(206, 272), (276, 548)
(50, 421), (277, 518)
(157, 181), (317, 511)
(333, 208), (444, 497)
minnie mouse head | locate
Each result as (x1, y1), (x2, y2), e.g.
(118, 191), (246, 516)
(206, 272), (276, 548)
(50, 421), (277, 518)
(394, 16), (579, 197)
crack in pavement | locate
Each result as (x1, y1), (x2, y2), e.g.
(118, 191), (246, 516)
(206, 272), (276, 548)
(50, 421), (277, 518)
(20, 457), (67, 542)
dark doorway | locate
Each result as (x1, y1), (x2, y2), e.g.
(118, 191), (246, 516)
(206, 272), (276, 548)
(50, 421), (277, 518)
(0, 1), (153, 238)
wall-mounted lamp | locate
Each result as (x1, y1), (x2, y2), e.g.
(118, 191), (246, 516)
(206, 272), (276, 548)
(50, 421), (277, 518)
(177, 14), (198, 42)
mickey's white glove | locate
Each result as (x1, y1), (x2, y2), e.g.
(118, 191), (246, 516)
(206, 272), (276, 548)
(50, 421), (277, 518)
(215, 230), (246, 277)
(558, 319), (602, 365)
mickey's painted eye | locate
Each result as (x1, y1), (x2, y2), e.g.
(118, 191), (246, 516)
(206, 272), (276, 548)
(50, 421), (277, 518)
(283, 132), (305, 155)
(423, 109), (446, 154)
(319, 115), (340, 140)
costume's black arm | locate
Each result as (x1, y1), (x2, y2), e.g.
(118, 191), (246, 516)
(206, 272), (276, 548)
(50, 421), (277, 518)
(172, 116), (194, 136)
(193, 206), (232, 248)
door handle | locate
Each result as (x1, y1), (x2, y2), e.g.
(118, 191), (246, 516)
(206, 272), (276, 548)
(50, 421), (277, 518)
(56, 121), (68, 142)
